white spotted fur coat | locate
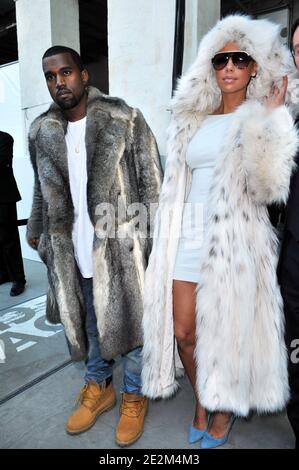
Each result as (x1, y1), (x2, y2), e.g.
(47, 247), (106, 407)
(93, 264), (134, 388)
(142, 15), (299, 416)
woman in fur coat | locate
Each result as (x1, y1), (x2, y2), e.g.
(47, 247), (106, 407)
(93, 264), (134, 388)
(142, 15), (299, 448)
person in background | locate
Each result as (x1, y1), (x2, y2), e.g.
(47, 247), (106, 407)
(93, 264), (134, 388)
(0, 130), (26, 296)
(278, 17), (299, 451)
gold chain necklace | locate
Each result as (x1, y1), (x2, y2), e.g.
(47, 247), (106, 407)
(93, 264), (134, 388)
(67, 122), (85, 154)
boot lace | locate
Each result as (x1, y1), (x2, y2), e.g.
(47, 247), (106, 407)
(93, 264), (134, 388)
(75, 382), (105, 410)
(120, 397), (145, 417)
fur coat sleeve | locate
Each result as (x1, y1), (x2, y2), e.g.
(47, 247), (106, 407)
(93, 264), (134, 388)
(26, 130), (44, 243)
(240, 101), (298, 205)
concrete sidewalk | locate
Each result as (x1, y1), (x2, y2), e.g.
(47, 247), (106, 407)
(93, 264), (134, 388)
(0, 359), (295, 449)
(0, 260), (295, 449)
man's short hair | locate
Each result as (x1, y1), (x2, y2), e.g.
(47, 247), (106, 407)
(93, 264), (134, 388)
(291, 18), (299, 46)
(42, 46), (85, 71)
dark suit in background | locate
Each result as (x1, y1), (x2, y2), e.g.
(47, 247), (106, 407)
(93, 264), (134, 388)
(0, 131), (25, 285)
(278, 117), (299, 449)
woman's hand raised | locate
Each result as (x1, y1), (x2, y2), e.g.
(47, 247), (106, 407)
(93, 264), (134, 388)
(263, 75), (288, 111)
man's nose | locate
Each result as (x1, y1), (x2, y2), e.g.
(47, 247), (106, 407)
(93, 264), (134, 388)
(56, 74), (66, 88)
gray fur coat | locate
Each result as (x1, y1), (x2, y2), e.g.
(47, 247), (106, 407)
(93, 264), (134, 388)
(142, 15), (299, 416)
(27, 86), (163, 361)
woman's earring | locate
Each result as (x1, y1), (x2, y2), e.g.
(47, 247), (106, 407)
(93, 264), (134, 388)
(251, 73), (257, 78)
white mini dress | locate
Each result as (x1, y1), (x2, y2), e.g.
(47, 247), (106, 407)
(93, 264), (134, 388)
(173, 113), (234, 283)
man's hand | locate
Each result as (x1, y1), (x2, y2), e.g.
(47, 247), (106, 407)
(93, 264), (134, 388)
(263, 75), (288, 111)
(28, 237), (39, 250)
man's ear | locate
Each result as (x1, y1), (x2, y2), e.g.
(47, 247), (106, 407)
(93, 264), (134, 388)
(81, 69), (89, 85)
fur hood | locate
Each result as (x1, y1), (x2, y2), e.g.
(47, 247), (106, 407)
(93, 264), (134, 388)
(172, 14), (295, 117)
(157, 14), (298, 211)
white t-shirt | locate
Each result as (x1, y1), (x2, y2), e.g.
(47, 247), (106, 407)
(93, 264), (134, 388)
(66, 117), (94, 278)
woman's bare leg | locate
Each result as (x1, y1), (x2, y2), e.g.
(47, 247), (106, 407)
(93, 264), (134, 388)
(173, 280), (207, 429)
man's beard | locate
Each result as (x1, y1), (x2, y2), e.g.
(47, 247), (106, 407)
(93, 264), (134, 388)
(56, 94), (80, 110)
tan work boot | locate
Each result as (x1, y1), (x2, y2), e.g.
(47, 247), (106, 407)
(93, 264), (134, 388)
(115, 392), (148, 446)
(66, 380), (116, 435)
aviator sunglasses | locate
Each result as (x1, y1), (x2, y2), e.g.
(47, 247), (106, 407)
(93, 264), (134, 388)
(211, 51), (254, 71)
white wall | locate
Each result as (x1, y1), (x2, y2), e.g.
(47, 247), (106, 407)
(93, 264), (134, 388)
(108, 0), (176, 158)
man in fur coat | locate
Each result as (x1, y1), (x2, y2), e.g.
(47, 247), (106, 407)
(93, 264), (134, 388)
(26, 46), (162, 446)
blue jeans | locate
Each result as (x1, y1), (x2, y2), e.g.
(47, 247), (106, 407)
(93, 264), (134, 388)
(81, 276), (143, 394)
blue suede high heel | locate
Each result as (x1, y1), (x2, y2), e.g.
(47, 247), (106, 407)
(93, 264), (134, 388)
(200, 415), (236, 449)
(188, 415), (210, 444)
